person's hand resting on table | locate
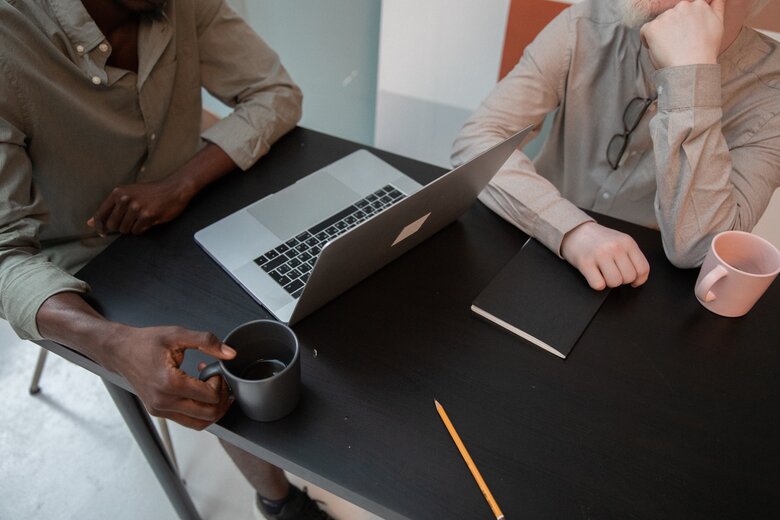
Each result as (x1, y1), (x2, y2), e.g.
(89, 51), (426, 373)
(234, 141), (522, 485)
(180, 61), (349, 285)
(87, 143), (235, 236)
(37, 290), (236, 429)
(561, 221), (651, 290)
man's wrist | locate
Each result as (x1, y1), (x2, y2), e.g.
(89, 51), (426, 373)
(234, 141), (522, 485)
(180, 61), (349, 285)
(168, 170), (200, 204)
(87, 321), (132, 373)
(166, 142), (237, 203)
(37, 292), (130, 372)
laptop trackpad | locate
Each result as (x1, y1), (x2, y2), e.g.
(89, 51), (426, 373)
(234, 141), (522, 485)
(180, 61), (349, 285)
(247, 171), (361, 239)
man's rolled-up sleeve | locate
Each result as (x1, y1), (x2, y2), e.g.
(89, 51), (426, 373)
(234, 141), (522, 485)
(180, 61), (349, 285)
(0, 131), (88, 341)
(651, 64), (780, 267)
(450, 7), (592, 256)
(196, 0), (303, 170)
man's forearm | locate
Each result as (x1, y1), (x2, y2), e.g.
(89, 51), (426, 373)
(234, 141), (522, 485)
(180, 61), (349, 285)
(36, 292), (127, 372)
(36, 291), (236, 430)
(650, 66), (735, 267)
(168, 142), (238, 203)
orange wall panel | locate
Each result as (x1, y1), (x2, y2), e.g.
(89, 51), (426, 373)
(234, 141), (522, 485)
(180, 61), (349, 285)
(500, 0), (568, 79)
(501, 1), (779, 82)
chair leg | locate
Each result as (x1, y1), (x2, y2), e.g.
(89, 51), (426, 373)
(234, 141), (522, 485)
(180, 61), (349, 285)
(156, 418), (182, 480)
(29, 348), (49, 394)
(29, 347), (185, 482)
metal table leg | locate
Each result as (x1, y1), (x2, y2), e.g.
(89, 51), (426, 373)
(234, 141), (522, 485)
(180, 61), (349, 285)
(103, 379), (201, 520)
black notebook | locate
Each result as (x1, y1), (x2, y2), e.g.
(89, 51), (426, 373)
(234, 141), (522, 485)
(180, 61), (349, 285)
(471, 238), (610, 358)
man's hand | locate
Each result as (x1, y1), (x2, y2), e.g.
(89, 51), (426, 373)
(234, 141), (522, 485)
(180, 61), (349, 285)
(37, 293), (236, 430)
(87, 176), (194, 236)
(87, 142), (238, 236)
(640, 0), (725, 69)
(108, 325), (237, 430)
(561, 221), (650, 290)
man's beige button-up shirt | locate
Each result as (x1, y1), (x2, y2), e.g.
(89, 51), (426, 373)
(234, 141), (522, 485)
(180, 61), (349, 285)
(452, 0), (779, 268)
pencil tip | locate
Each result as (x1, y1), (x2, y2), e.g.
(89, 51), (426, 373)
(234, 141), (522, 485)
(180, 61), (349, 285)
(434, 398), (440, 407)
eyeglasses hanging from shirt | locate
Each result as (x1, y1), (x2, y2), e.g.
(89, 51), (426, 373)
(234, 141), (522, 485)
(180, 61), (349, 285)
(607, 96), (656, 170)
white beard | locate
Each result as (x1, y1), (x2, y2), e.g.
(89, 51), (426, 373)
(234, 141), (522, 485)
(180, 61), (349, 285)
(620, 0), (656, 28)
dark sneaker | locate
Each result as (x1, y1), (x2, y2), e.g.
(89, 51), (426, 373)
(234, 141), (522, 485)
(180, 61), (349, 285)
(255, 486), (335, 520)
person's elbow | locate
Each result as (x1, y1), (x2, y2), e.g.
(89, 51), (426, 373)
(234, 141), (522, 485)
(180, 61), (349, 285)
(662, 235), (709, 269)
(450, 119), (480, 168)
(450, 117), (500, 169)
(278, 82), (303, 127)
(288, 83), (303, 121)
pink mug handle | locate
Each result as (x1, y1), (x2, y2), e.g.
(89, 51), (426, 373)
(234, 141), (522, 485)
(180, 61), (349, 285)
(695, 265), (728, 302)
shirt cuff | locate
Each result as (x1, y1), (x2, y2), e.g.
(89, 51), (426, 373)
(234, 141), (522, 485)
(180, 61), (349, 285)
(533, 200), (594, 258)
(201, 115), (270, 171)
(2, 265), (89, 341)
(654, 64), (721, 111)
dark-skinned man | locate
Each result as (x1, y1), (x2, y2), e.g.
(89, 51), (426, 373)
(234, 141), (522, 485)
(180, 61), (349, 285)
(0, 0), (333, 518)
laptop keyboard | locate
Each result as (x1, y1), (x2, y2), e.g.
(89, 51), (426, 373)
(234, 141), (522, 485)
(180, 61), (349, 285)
(253, 185), (406, 298)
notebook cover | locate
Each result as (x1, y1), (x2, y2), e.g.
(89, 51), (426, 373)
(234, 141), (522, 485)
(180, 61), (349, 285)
(471, 238), (610, 358)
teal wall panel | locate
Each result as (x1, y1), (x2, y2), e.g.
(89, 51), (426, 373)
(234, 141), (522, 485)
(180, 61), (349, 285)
(244, 1), (381, 145)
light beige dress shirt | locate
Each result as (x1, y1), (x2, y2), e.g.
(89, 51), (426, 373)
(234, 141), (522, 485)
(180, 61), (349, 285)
(452, 0), (779, 269)
(0, 0), (302, 339)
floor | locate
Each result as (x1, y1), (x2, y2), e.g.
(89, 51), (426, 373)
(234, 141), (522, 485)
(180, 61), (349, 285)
(0, 319), (382, 520)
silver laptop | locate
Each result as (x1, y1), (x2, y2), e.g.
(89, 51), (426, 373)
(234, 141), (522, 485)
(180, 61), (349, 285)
(195, 126), (531, 324)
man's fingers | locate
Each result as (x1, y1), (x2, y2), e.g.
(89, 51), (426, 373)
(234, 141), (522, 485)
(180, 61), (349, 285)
(177, 329), (237, 360)
(614, 253), (638, 286)
(598, 258), (625, 288)
(161, 327), (235, 374)
(143, 372), (231, 422)
(578, 261), (607, 291)
(131, 210), (156, 235)
(167, 369), (224, 404)
(157, 393), (227, 422)
(92, 195), (114, 235)
(104, 199), (129, 233)
(629, 248), (651, 287)
(119, 201), (141, 234)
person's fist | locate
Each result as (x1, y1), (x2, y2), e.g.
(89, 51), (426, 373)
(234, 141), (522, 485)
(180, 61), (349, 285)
(640, 0), (725, 69)
(561, 221), (650, 290)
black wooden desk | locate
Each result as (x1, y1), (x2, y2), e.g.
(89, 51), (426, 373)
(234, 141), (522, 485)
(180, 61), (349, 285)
(55, 128), (780, 519)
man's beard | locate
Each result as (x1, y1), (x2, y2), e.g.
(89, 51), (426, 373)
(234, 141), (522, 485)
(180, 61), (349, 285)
(620, 0), (656, 28)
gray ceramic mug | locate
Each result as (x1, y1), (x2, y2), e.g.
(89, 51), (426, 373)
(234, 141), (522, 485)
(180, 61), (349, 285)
(199, 320), (301, 421)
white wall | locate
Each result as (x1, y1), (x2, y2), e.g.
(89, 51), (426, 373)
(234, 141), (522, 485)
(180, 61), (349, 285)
(375, 0), (510, 167)
(373, 0), (580, 167)
(753, 190), (780, 249)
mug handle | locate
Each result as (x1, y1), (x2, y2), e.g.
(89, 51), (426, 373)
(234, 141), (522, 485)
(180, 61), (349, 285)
(695, 265), (728, 303)
(198, 362), (223, 382)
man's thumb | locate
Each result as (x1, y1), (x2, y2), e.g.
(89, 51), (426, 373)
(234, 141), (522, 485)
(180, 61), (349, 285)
(218, 343), (237, 358)
(191, 330), (237, 360)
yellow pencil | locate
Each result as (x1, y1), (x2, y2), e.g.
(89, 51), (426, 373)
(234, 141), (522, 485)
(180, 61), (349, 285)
(434, 399), (505, 520)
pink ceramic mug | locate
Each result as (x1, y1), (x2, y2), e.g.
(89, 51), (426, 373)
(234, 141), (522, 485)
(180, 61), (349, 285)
(695, 231), (780, 317)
